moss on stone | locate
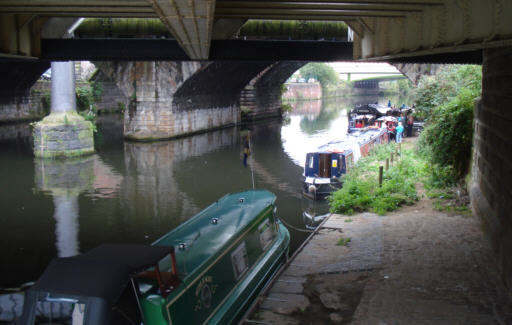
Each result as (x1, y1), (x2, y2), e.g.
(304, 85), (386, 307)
(35, 147), (94, 159)
(34, 112), (86, 126)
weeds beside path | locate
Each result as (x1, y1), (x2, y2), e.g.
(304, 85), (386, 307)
(249, 149), (512, 324)
(329, 136), (472, 217)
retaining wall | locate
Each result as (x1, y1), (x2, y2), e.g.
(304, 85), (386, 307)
(471, 46), (512, 293)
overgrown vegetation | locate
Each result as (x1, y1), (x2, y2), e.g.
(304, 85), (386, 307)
(329, 144), (421, 216)
(299, 63), (339, 90)
(76, 85), (94, 111)
(415, 65), (482, 182)
(239, 20), (348, 40)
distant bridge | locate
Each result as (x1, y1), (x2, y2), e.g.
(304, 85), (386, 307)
(353, 75), (407, 89)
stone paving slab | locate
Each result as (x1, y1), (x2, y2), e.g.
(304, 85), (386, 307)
(245, 198), (512, 325)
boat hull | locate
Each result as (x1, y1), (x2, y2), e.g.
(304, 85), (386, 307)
(139, 191), (290, 325)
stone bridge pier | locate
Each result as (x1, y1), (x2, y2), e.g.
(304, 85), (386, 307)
(95, 60), (298, 141)
(472, 46), (512, 292)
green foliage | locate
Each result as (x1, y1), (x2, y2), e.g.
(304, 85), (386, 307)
(41, 92), (51, 115)
(299, 63), (339, 90)
(418, 88), (476, 179)
(329, 144), (420, 216)
(413, 65), (481, 121)
(90, 81), (104, 100)
(239, 20), (347, 39)
(415, 65), (481, 182)
(281, 103), (293, 114)
(76, 85), (94, 111)
(76, 18), (171, 38)
(397, 79), (413, 95)
(337, 237), (351, 246)
(117, 101), (126, 112)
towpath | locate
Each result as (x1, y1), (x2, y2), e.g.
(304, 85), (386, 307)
(245, 180), (512, 324)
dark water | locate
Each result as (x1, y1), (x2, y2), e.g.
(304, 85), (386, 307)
(0, 96), (394, 291)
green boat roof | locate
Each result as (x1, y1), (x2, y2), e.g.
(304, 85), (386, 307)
(153, 190), (276, 280)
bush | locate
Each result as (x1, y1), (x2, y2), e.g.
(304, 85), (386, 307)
(76, 85), (94, 111)
(418, 87), (476, 179)
(415, 65), (481, 182)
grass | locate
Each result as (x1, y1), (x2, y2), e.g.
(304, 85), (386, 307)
(329, 143), (421, 216)
(329, 139), (473, 217)
(337, 237), (351, 246)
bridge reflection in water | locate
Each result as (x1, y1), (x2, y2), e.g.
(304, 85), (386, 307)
(0, 97), (400, 320)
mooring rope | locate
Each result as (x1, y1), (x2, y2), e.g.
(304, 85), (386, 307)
(278, 216), (315, 233)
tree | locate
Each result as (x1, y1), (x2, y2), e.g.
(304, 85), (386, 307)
(299, 63), (338, 89)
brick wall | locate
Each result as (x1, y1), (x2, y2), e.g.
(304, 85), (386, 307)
(471, 46), (512, 293)
(282, 83), (322, 100)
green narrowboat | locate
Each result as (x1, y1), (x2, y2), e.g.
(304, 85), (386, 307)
(21, 189), (290, 325)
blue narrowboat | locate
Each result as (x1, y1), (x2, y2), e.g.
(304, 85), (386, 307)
(303, 150), (354, 200)
(303, 128), (388, 200)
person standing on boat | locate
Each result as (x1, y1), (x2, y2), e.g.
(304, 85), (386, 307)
(388, 99), (392, 107)
(396, 122), (404, 143)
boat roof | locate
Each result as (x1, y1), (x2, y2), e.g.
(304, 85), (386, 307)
(351, 103), (389, 117)
(30, 244), (172, 303)
(316, 128), (386, 153)
(153, 190), (276, 280)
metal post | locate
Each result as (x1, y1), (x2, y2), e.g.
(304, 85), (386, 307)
(379, 166), (383, 186)
(391, 153), (394, 165)
(385, 158), (389, 171)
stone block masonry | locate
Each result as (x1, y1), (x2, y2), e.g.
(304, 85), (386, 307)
(33, 113), (94, 158)
(471, 46), (512, 294)
(124, 103), (239, 140)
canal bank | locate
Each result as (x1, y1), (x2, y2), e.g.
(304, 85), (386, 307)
(246, 187), (512, 324)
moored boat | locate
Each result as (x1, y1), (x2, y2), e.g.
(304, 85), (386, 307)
(21, 189), (290, 325)
(303, 128), (388, 200)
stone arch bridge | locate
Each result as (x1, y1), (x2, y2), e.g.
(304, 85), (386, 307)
(90, 60), (305, 140)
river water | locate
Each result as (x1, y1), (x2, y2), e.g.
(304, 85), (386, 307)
(0, 96), (392, 290)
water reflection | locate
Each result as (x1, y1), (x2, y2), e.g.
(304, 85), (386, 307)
(301, 197), (330, 230)
(34, 156), (122, 257)
(0, 95), (400, 290)
(122, 128), (240, 224)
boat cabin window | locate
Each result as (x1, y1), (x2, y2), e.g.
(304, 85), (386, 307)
(231, 242), (249, 280)
(135, 250), (181, 298)
(308, 156), (314, 169)
(33, 298), (85, 325)
(258, 219), (274, 250)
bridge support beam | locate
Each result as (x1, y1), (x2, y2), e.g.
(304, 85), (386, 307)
(33, 61), (94, 158)
(471, 46), (512, 293)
